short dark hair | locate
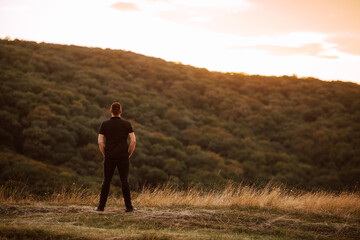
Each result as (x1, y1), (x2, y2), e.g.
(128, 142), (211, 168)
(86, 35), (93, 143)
(111, 102), (122, 115)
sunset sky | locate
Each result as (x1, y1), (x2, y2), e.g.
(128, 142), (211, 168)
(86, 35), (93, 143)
(1, 0), (359, 84)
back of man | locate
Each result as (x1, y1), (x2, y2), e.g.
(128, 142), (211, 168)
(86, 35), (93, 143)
(99, 117), (133, 161)
(95, 102), (136, 212)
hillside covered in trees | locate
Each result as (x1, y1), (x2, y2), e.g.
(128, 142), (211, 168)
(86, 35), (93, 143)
(0, 39), (359, 194)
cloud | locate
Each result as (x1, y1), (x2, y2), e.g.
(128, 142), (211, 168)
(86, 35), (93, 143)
(321, 55), (339, 59)
(326, 36), (360, 56)
(145, 0), (250, 8)
(240, 43), (338, 58)
(154, 0), (360, 37)
(111, 2), (139, 11)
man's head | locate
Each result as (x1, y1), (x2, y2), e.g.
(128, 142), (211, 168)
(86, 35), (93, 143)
(110, 102), (122, 116)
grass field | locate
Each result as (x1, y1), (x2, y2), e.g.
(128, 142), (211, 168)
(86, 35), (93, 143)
(1, 185), (359, 239)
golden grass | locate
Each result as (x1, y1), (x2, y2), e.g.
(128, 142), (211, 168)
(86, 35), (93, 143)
(1, 183), (359, 218)
(0, 184), (98, 205)
(135, 184), (360, 217)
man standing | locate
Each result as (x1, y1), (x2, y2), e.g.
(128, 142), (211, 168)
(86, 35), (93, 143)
(94, 102), (136, 212)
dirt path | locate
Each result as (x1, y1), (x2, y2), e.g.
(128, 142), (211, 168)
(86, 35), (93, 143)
(0, 203), (359, 240)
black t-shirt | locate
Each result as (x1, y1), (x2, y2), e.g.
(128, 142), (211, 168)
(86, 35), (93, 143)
(99, 117), (134, 161)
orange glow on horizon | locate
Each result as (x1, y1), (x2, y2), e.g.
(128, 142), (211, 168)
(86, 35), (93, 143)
(0, 0), (359, 84)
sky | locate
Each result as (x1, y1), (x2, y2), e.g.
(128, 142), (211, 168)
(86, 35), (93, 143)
(1, 0), (360, 84)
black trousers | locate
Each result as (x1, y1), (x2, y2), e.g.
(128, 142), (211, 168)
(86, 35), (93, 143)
(98, 159), (132, 209)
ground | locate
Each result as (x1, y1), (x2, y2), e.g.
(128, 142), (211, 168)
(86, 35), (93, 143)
(0, 203), (358, 240)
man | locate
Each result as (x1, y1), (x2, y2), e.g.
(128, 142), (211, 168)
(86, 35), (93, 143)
(94, 102), (136, 212)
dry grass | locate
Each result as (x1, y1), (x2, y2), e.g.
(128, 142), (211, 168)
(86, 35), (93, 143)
(1, 183), (359, 218)
(0, 184), (99, 205)
(135, 184), (360, 217)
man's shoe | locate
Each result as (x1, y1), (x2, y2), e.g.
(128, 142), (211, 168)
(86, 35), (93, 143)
(94, 207), (104, 212)
(125, 207), (136, 212)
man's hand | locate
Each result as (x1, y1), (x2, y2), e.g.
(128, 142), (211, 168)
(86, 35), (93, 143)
(128, 132), (136, 159)
(98, 134), (105, 157)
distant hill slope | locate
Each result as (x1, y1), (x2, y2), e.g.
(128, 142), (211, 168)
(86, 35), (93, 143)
(0, 39), (359, 193)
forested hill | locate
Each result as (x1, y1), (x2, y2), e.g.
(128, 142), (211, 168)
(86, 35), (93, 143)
(1, 39), (359, 194)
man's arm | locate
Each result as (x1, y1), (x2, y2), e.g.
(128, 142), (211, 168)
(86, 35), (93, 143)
(128, 132), (136, 159)
(98, 134), (105, 157)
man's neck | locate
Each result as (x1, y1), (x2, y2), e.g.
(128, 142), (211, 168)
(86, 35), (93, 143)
(111, 115), (121, 118)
